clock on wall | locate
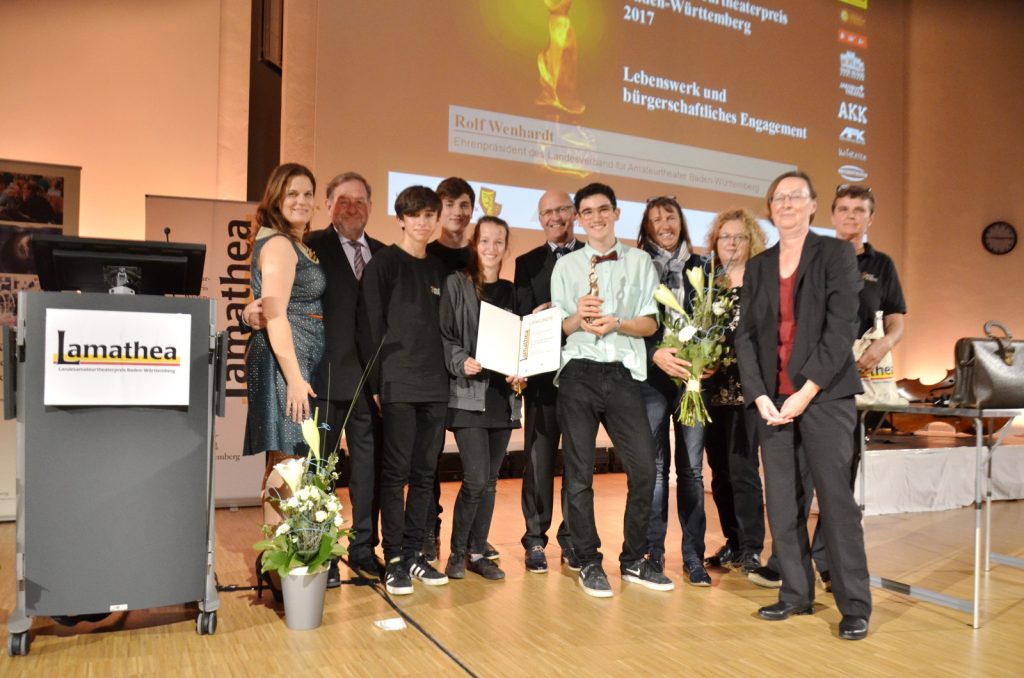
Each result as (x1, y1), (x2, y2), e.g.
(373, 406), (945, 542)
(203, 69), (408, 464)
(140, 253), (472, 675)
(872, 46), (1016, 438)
(981, 221), (1017, 255)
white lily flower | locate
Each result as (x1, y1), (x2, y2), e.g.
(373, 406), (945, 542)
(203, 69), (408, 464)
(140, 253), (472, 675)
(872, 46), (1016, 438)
(334, 514), (344, 528)
(712, 301), (726, 316)
(274, 457), (306, 494)
(653, 284), (685, 315)
(301, 410), (321, 462)
(685, 265), (704, 292)
(285, 496), (300, 508)
(315, 510), (328, 523)
(326, 499), (339, 512)
(678, 326), (698, 342)
(296, 487), (310, 502)
(275, 522), (291, 536)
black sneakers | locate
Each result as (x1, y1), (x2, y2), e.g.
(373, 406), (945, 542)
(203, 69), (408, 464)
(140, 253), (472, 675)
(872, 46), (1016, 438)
(445, 551), (466, 580)
(738, 552), (761, 575)
(422, 531), (440, 563)
(748, 565), (782, 589)
(525, 545), (549, 573)
(409, 553), (448, 586)
(561, 546), (582, 571)
(482, 542), (501, 561)
(578, 562), (613, 598)
(705, 543), (739, 568)
(384, 557), (413, 595)
(683, 560), (712, 587)
(467, 556), (505, 580)
(621, 558), (675, 591)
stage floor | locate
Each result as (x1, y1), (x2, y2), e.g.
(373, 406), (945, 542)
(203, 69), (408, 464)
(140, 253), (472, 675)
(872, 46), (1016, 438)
(2, 476), (1022, 676)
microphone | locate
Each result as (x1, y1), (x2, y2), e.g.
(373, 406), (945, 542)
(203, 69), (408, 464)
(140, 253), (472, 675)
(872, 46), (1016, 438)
(164, 227), (171, 243)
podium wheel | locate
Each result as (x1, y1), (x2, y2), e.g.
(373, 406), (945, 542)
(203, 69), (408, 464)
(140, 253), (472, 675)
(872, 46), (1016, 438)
(7, 632), (29, 656)
(196, 611), (217, 636)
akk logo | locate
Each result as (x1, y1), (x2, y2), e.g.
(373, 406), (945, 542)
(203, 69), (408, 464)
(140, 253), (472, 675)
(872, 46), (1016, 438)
(838, 102), (868, 124)
(840, 50), (865, 81)
(838, 165), (868, 182)
(840, 82), (865, 99)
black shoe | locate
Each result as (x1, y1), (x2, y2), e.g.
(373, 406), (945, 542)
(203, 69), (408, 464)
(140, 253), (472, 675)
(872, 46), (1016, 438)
(409, 553), (449, 586)
(684, 561), (712, 587)
(561, 546), (582, 571)
(525, 545), (548, 573)
(445, 551), (466, 580)
(348, 553), (384, 581)
(467, 556), (505, 580)
(819, 570), (833, 593)
(326, 557), (342, 589)
(748, 565), (782, 589)
(757, 600), (815, 621)
(384, 557), (413, 595)
(705, 543), (739, 569)
(739, 552), (762, 574)
(422, 531), (439, 563)
(648, 551), (665, 574)
(621, 558), (675, 591)
(254, 554), (282, 603)
(839, 615), (869, 640)
(578, 562), (612, 598)
(483, 542), (500, 561)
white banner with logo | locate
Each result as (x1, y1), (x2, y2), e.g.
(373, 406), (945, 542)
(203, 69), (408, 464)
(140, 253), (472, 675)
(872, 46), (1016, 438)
(145, 195), (263, 507)
(44, 309), (192, 406)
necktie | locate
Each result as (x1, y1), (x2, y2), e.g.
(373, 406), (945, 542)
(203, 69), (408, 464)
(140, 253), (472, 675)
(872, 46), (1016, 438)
(347, 240), (365, 280)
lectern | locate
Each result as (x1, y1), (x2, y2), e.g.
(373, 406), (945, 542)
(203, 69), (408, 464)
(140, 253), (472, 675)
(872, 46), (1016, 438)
(5, 234), (227, 656)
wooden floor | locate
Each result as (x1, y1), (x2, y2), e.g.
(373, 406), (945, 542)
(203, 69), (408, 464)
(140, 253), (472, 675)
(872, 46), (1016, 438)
(2, 476), (1022, 677)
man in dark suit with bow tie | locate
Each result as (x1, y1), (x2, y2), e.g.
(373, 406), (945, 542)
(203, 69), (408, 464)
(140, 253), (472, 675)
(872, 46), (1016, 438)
(306, 172), (386, 582)
(514, 189), (584, 574)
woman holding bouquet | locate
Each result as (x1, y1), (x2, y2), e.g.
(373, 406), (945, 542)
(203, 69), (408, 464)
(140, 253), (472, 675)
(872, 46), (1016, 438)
(703, 208), (767, 575)
(438, 216), (526, 581)
(636, 196), (711, 586)
(734, 170), (871, 640)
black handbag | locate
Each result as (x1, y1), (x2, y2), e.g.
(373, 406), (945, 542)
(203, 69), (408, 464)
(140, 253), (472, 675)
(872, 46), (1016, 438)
(949, 320), (1024, 409)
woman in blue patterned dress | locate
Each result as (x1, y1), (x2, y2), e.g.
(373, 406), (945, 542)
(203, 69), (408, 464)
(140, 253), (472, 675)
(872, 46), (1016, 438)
(243, 163), (327, 503)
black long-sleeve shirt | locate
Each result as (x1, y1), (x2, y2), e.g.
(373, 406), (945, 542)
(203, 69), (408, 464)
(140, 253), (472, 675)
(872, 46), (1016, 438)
(357, 245), (448, 404)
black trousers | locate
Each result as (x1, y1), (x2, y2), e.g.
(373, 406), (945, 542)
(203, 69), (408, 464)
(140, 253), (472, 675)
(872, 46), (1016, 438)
(520, 373), (572, 551)
(705, 404), (765, 556)
(315, 393), (382, 561)
(379, 401), (447, 562)
(556, 360), (655, 567)
(758, 396), (871, 619)
(450, 427), (512, 554)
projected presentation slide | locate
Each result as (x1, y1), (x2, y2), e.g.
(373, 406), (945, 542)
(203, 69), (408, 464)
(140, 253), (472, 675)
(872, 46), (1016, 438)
(315, 0), (902, 246)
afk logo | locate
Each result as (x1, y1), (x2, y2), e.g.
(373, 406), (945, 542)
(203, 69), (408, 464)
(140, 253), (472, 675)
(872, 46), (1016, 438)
(838, 29), (868, 49)
(839, 127), (866, 145)
(840, 50), (865, 81)
(838, 102), (868, 124)
(840, 82), (865, 99)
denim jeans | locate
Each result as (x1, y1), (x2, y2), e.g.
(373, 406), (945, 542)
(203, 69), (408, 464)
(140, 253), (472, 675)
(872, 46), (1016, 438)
(640, 383), (706, 566)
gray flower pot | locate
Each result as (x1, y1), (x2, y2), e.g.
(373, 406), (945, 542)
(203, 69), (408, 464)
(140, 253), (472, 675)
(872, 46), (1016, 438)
(280, 566), (328, 630)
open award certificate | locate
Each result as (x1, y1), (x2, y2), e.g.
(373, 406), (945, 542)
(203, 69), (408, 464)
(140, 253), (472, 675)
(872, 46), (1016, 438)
(475, 302), (562, 378)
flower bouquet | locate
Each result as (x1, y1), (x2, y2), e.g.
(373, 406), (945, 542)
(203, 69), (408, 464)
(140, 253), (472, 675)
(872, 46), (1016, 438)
(654, 254), (735, 426)
(254, 410), (350, 578)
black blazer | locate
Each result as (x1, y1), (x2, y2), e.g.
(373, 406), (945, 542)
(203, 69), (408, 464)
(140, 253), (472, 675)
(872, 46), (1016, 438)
(735, 231), (863, 405)
(513, 240), (585, 316)
(306, 227), (385, 401)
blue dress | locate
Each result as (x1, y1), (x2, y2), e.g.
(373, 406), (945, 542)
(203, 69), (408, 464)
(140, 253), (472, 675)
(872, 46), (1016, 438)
(243, 228), (326, 456)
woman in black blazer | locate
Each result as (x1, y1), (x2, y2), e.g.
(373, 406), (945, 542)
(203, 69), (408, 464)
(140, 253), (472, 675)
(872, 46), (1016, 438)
(734, 170), (871, 640)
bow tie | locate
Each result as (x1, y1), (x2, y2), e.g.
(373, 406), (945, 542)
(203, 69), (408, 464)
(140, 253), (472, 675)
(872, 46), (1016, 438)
(592, 251), (618, 264)
(554, 246), (572, 258)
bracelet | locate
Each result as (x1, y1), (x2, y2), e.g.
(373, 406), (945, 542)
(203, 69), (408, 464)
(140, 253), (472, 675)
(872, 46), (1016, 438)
(614, 317), (622, 333)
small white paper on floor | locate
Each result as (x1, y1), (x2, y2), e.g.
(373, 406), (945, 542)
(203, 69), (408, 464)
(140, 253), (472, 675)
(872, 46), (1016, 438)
(373, 617), (407, 631)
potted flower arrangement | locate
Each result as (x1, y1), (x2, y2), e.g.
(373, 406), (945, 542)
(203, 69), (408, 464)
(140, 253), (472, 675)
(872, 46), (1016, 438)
(654, 254), (735, 426)
(254, 410), (349, 630)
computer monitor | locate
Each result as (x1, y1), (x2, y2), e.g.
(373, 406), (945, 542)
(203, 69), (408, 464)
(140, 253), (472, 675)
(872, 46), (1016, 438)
(31, 233), (206, 296)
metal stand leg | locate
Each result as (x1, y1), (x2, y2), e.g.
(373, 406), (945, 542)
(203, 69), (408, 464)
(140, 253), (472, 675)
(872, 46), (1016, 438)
(972, 419), (984, 629)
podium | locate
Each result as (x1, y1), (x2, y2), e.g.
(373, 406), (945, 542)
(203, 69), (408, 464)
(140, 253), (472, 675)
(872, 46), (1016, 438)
(5, 236), (226, 656)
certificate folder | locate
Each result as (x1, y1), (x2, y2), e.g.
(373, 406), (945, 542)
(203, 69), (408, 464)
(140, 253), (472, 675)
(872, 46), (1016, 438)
(475, 302), (561, 377)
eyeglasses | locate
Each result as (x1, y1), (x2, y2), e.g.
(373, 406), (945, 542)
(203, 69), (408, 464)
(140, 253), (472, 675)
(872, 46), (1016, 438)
(835, 184), (873, 196)
(578, 204), (614, 220)
(540, 205), (575, 219)
(770, 192), (811, 204)
(717, 234), (750, 243)
(336, 199), (368, 210)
